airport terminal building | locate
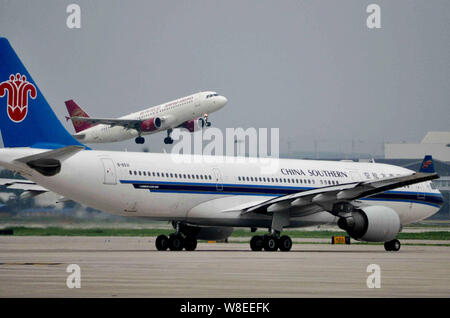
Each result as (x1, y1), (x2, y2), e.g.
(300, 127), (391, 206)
(383, 131), (450, 219)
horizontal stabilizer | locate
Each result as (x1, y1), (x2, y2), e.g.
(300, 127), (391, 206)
(13, 145), (84, 176)
(14, 145), (84, 164)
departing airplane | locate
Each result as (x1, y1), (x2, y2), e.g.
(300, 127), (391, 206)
(0, 38), (443, 252)
(65, 92), (227, 145)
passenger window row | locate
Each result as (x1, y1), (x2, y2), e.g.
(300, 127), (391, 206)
(237, 176), (325, 185)
(129, 170), (213, 181)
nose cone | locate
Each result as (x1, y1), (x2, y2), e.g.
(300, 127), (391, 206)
(216, 96), (227, 108)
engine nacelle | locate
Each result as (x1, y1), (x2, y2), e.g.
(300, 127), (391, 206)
(159, 115), (176, 129)
(140, 117), (161, 132)
(338, 206), (401, 242)
(177, 223), (233, 241)
(179, 118), (203, 133)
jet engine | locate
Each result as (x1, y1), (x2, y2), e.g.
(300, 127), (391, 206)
(140, 117), (161, 132)
(179, 118), (203, 133)
(337, 206), (401, 242)
(159, 115), (176, 129)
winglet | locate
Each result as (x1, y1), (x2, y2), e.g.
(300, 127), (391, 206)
(419, 155), (435, 173)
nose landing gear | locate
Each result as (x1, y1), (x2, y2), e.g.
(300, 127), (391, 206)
(202, 113), (211, 127)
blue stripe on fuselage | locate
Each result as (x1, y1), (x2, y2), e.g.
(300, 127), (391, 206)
(119, 180), (444, 208)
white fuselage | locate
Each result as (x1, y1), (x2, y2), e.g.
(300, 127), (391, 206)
(0, 148), (443, 229)
(74, 91), (226, 143)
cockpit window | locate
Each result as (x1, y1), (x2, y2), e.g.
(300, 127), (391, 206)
(206, 93), (219, 99)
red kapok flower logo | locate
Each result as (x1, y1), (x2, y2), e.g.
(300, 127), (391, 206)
(0, 73), (37, 123)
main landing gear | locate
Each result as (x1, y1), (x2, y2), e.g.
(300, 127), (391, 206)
(155, 222), (198, 251)
(135, 136), (145, 144)
(384, 239), (401, 251)
(155, 233), (198, 251)
(250, 208), (292, 251)
(163, 128), (174, 144)
(250, 233), (293, 252)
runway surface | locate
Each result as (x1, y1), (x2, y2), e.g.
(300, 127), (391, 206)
(0, 236), (449, 297)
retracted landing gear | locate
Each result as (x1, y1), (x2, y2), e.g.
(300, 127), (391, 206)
(135, 136), (145, 144)
(155, 222), (198, 251)
(163, 128), (174, 144)
(384, 239), (401, 252)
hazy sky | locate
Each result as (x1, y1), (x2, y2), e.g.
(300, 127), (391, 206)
(0, 0), (449, 156)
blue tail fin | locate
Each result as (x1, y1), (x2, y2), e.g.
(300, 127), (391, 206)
(419, 155), (435, 173)
(0, 37), (85, 149)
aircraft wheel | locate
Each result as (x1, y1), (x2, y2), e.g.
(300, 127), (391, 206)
(164, 137), (174, 144)
(250, 235), (264, 251)
(264, 236), (278, 251)
(155, 234), (169, 251)
(184, 236), (197, 251)
(135, 136), (145, 144)
(384, 239), (401, 252)
(168, 234), (184, 251)
(278, 235), (292, 252)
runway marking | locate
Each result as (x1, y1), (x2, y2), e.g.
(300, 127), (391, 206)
(0, 262), (63, 266)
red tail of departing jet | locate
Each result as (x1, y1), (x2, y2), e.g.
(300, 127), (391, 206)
(65, 100), (94, 133)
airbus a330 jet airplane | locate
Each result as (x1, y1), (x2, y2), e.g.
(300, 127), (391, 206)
(0, 38), (444, 252)
(65, 92), (227, 145)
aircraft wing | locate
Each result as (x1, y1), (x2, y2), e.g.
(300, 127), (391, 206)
(0, 178), (74, 202)
(242, 172), (439, 215)
(0, 178), (48, 192)
(70, 117), (143, 130)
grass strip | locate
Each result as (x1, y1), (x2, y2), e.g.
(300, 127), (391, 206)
(1, 227), (450, 240)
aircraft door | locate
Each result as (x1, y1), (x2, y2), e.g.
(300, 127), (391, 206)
(101, 158), (117, 185)
(212, 168), (223, 191)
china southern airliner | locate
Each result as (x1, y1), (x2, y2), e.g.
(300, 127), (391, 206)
(65, 90), (227, 145)
(0, 38), (443, 252)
